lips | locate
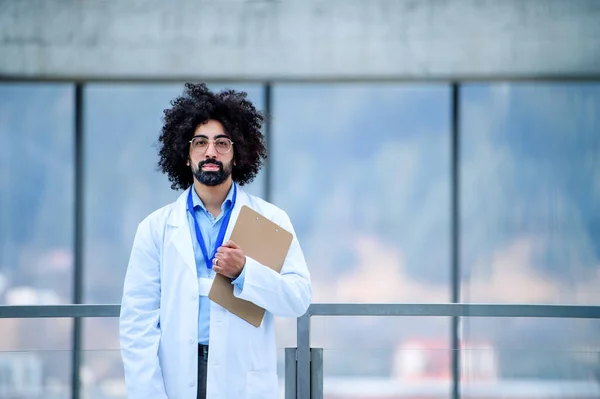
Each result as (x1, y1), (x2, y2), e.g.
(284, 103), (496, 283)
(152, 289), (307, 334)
(201, 162), (221, 171)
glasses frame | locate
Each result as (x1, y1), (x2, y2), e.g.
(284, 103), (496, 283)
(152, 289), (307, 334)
(189, 137), (235, 155)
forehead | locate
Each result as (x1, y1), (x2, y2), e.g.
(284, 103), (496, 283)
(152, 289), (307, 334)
(193, 120), (228, 138)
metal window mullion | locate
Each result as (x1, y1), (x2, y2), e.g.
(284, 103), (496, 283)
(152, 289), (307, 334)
(72, 83), (85, 399)
(450, 82), (461, 399)
(263, 82), (272, 203)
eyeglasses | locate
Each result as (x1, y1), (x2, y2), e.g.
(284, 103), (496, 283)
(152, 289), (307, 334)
(189, 137), (234, 155)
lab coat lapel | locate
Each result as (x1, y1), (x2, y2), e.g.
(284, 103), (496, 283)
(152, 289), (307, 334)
(168, 188), (197, 276)
(224, 188), (250, 242)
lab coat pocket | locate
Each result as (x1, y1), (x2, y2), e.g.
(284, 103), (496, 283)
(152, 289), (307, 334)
(246, 371), (278, 399)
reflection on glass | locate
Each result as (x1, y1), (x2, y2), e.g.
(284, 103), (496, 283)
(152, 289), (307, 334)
(461, 83), (600, 304)
(0, 83), (75, 305)
(272, 84), (451, 388)
(81, 349), (124, 399)
(82, 318), (124, 399)
(0, 319), (72, 399)
(82, 318), (123, 399)
(313, 317), (451, 385)
(461, 83), (600, 396)
(83, 83), (266, 304)
(272, 84), (451, 303)
(0, 351), (72, 399)
(322, 346), (452, 399)
(461, 318), (600, 399)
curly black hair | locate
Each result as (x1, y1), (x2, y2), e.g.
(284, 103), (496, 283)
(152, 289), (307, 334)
(158, 82), (267, 190)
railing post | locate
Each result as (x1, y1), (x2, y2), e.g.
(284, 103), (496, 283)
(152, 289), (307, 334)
(310, 348), (323, 399)
(297, 312), (311, 399)
(285, 348), (297, 399)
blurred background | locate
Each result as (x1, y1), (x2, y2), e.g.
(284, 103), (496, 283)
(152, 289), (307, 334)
(1, 1), (600, 398)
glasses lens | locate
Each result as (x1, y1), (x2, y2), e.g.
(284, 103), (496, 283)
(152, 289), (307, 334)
(192, 138), (208, 152)
(215, 139), (231, 154)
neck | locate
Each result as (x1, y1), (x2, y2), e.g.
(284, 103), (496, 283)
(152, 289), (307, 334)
(193, 178), (233, 210)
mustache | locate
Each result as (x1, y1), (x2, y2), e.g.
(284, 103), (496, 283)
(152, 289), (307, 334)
(198, 159), (223, 168)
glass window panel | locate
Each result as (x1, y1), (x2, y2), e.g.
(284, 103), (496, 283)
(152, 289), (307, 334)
(461, 83), (600, 304)
(0, 83), (75, 304)
(0, 319), (72, 399)
(83, 83), (265, 304)
(313, 317), (451, 398)
(272, 83), (451, 304)
(271, 83), (451, 392)
(462, 318), (600, 398)
(82, 318), (123, 399)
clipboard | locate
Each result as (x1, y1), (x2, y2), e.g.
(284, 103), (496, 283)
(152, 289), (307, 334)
(208, 205), (293, 327)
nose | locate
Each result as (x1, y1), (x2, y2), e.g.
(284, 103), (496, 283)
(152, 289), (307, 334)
(204, 141), (218, 158)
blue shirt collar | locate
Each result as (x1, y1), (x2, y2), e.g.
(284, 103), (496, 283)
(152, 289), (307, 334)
(191, 182), (236, 214)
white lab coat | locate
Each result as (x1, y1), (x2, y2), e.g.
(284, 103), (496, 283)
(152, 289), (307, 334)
(119, 186), (312, 399)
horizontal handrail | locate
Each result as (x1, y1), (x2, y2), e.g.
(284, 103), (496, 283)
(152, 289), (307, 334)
(1, 303), (599, 319)
(0, 304), (120, 318)
(308, 303), (600, 318)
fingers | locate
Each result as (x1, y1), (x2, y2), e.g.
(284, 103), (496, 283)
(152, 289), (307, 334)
(213, 253), (231, 272)
(213, 241), (243, 278)
(217, 243), (238, 253)
(213, 262), (235, 279)
(224, 240), (241, 249)
(212, 256), (227, 275)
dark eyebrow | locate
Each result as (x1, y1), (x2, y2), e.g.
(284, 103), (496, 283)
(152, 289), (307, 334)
(191, 134), (230, 140)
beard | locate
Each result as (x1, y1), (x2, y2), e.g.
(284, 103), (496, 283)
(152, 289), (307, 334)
(192, 159), (233, 186)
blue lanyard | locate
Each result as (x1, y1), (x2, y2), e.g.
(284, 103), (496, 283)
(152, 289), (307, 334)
(187, 184), (237, 269)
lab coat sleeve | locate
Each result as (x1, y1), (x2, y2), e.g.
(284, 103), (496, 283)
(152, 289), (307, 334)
(119, 218), (168, 399)
(232, 210), (312, 317)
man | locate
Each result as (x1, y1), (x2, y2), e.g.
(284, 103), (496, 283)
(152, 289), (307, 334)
(119, 83), (312, 399)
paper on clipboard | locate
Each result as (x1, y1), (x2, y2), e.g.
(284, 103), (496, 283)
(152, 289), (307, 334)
(208, 205), (293, 327)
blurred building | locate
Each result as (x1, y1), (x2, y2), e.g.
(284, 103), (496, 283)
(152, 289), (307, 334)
(1, 1), (600, 398)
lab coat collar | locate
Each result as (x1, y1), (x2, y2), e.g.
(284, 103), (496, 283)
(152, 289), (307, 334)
(168, 185), (248, 275)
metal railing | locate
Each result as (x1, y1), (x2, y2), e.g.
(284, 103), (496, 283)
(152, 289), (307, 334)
(1, 303), (600, 399)
(290, 303), (600, 399)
